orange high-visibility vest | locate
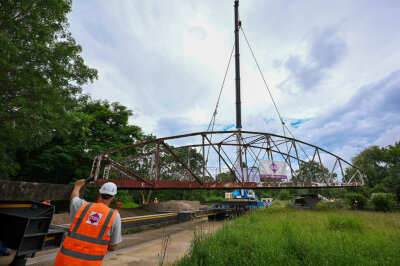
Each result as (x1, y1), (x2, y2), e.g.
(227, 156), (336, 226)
(55, 202), (118, 266)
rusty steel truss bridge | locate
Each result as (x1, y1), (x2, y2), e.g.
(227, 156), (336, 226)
(89, 130), (364, 190)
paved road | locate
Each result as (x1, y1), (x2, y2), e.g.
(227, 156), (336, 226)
(0, 219), (224, 266)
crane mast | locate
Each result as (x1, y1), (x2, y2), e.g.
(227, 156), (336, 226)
(234, 0), (244, 181)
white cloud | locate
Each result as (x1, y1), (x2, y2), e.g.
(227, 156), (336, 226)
(374, 125), (400, 147)
(68, 0), (400, 162)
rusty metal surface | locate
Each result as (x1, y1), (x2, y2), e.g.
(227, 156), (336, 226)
(90, 179), (364, 190)
(0, 180), (74, 201)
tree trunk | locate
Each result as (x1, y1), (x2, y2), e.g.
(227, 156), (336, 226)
(140, 190), (152, 205)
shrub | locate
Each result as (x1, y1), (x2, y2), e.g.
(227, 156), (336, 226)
(315, 200), (347, 211)
(327, 214), (365, 232)
(278, 190), (292, 200)
(284, 200), (294, 208)
(345, 193), (367, 210)
(369, 184), (387, 194)
(206, 196), (225, 202)
(370, 193), (396, 212)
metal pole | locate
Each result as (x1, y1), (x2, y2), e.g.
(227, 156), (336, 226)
(234, 0), (244, 184)
(234, 0), (242, 130)
(202, 135), (205, 181)
(218, 144), (222, 180)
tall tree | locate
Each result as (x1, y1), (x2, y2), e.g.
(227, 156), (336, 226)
(15, 100), (143, 184)
(382, 142), (400, 190)
(346, 145), (387, 188)
(345, 142), (400, 193)
(0, 0), (97, 178)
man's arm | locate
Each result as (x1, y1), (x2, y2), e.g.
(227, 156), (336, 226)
(70, 179), (86, 201)
(107, 213), (122, 251)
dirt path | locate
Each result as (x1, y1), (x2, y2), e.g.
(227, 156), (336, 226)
(0, 219), (224, 266)
(103, 219), (223, 265)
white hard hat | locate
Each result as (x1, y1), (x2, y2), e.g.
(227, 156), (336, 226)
(99, 182), (117, 196)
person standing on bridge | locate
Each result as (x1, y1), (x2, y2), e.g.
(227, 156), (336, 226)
(55, 179), (122, 265)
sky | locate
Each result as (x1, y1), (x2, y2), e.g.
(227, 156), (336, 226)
(67, 0), (400, 164)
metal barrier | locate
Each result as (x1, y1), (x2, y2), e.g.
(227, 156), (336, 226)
(0, 201), (65, 266)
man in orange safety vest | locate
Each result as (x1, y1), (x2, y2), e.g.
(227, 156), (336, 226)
(55, 180), (122, 265)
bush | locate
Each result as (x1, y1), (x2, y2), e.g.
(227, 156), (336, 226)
(370, 193), (396, 212)
(327, 214), (365, 232)
(284, 200), (294, 208)
(206, 196), (225, 202)
(369, 184), (387, 194)
(316, 200), (347, 211)
(345, 193), (367, 210)
(278, 190), (293, 200)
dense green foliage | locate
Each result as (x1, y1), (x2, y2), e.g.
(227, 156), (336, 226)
(277, 189), (293, 200)
(0, 0), (97, 178)
(14, 100), (143, 184)
(345, 193), (367, 210)
(347, 143), (400, 192)
(176, 208), (400, 266)
(370, 193), (397, 212)
(292, 161), (337, 182)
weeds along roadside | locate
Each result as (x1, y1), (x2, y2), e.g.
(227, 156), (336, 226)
(175, 207), (400, 266)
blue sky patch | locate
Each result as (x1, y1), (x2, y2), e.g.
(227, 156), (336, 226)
(223, 124), (235, 131)
(290, 118), (312, 128)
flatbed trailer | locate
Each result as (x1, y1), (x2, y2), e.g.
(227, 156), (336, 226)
(200, 200), (264, 217)
(0, 201), (244, 265)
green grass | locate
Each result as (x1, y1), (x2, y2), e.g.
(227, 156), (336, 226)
(121, 202), (140, 208)
(205, 196), (225, 202)
(327, 213), (365, 232)
(175, 207), (400, 266)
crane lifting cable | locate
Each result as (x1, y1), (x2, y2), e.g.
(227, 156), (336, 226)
(240, 26), (312, 162)
(205, 43), (235, 164)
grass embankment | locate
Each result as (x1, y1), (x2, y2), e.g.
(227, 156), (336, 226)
(121, 202), (140, 208)
(176, 208), (400, 266)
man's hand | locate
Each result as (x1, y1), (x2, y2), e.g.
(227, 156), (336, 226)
(70, 179), (86, 201)
(74, 179), (86, 189)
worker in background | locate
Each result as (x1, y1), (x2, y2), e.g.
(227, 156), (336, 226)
(115, 198), (122, 209)
(267, 199), (272, 208)
(42, 200), (51, 205)
(55, 180), (122, 265)
(154, 197), (158, 203)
